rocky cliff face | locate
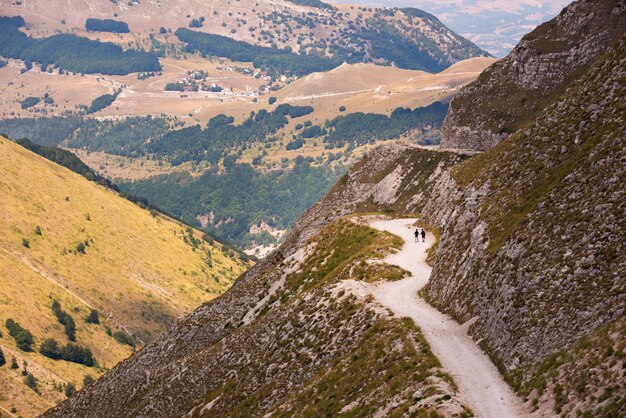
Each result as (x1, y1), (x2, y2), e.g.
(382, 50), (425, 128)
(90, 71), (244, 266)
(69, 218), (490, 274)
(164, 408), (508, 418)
(439, 0), (626, 150)
(423, 38), (625, 415)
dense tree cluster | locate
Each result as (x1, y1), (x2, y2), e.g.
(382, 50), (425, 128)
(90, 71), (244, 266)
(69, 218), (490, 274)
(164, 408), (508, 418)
(39, 338), (61, 359)
(324, 102), (448, 146)
(87, 91), (119, 114)
(286, 138), (304, 150)
(65, 382), (76, 397)
(85, 309), (100, 324)
(285, 0), (333, 10)
(113, 331), (136, 347)
(5, 319), (34, 351)
(20, 96), (40, 109)
(120, 159), (344, 247)
(175, 28), (341, 76)
(0, 24), (161, 75)
(52, 300), (77, 341)
(301, 124), (326, 138)
(85, 18), (130, 33)
(66, 115), (174, 157)
(164, 82), (184, 91)
(147, 105), (314, 165)
(40, 338), (96, 367)
(189, 18), (203, 28)
(61, 343), (95, 366)
(274, 104), (313, 118)
(83, 375), (95, 386)
(24, 372), (38, 392)
(0, 15), (25, 27)
(0, 115), (84, 147)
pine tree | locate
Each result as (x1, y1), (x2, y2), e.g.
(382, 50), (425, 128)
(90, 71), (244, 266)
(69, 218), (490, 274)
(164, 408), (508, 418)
(40, 338), (62, 359)
(85, 309), (100, 324)
(0, 347), (5, 366)
(65, 382), (76, 397)
(83, 375), (95, 387)
(24, 372), (38, 393)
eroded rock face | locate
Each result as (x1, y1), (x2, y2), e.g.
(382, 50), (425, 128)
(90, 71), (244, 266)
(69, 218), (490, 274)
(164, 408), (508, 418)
(423, 39), (625, 372)
(287, 143), (461, 249)
(440, 0), (626, 151)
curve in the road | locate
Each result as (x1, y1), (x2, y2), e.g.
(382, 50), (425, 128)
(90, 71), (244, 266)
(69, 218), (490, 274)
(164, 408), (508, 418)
(363, 218), (529, 418)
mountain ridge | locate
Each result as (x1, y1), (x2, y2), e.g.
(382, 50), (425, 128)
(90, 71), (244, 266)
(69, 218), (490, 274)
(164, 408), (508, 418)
(439, 0), (626, 150)
(1, 0), (489, 74)
(423, 35), (625, 414)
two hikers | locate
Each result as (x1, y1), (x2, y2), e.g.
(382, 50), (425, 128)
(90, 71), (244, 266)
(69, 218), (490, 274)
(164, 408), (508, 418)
(414, 228), (426, 243)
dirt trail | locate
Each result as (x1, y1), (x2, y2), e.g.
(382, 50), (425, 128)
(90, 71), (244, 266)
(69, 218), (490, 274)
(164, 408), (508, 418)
(349, 218), (529, 418)
(0, 245), (94, 309)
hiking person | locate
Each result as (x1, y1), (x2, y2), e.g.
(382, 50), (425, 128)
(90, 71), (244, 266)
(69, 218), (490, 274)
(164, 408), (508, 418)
(421, 229), (426, 242)
(414, 228), (419, 243)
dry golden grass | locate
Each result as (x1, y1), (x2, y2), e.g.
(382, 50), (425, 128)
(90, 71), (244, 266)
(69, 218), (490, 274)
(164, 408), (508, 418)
(275, 57), (496, 121)
(0, 56), (263, 120)
(0, 62), (113, 118)
(70, 149), (209, 181)
(0, 136), (250, 416)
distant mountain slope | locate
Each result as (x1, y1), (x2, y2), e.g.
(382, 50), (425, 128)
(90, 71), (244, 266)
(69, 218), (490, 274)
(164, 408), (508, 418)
(331, 0), (572, 57)
(277, 57), (494, 100)
(439, 0), (626, 150)
(0, 136), (249, 416)
(0, 1), (494, 253)
(2, 0), (489, 73)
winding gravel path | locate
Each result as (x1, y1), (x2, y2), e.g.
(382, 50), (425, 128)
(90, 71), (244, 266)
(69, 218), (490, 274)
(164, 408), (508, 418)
(364, 218), (529, 418)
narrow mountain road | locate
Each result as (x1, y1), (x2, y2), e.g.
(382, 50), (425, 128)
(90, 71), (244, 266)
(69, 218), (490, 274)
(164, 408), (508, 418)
(358, 218), (529, 418)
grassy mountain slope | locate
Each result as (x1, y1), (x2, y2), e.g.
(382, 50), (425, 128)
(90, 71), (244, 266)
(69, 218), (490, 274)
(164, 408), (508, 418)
(272, 57), (495, 122)
(440, 0), (626, 150)
(0, 249), (132, 416)
(0, 136), (250, 416)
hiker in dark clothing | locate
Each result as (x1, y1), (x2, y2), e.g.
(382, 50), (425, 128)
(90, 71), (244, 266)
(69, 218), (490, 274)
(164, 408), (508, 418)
(421, 229), (426, 242)
(414, 228), (419, 243)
